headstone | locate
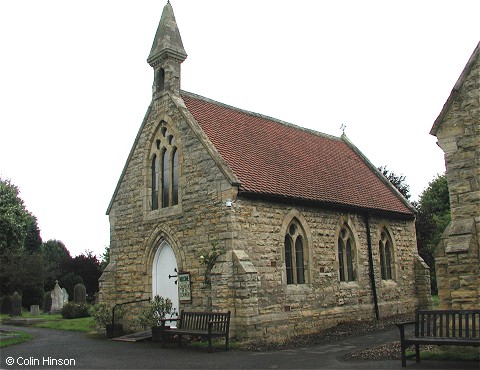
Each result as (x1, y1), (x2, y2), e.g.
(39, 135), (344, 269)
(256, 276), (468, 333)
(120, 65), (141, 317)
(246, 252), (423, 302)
(43, 291), (52, 313)
(74, 283), (86, 303)
(11, 291), (22, 316)
(62, 288), (69, 304)
(50, 281), (64, 313)
(30, 305), (40, 315)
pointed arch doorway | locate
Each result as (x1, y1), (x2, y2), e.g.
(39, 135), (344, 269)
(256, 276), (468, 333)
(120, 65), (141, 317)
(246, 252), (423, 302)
(152, 240), (179, 317)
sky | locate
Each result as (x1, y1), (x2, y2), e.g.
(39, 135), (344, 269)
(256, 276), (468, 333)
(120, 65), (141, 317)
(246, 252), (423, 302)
(0, 0), (478, 257)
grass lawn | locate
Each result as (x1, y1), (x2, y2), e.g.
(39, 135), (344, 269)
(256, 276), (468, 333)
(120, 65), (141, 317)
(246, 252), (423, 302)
(0, 312), (98, 348)
(1, 312), (95, 332)
(33, 316), (94, 332)
(409, 347), (479, 362)
(0, 330), (34, 348)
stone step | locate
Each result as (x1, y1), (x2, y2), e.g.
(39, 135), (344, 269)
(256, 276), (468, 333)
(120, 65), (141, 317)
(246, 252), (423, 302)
(112, 330), (152, 342)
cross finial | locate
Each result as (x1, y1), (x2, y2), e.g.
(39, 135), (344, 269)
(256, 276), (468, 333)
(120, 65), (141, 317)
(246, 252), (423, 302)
(340, 124), (346, 134)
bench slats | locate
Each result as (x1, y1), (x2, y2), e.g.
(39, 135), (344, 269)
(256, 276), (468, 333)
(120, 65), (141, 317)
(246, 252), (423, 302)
(397, 309), (480, 367)
(161, 310), (230, 352)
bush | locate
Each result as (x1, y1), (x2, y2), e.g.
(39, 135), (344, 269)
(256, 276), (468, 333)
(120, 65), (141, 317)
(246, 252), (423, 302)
(61, 302), (91, 319)
(137, 295), (173, 329)
(90, 302), (125, 335)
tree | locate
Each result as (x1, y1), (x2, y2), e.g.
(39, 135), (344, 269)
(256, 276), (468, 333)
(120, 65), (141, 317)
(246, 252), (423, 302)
(378, 166), (411, 200)
(66, 250), (102, 302)
(24, 215), (42, 254)
(415, 174), (450, 294)
(59, 272), (84, 300)
(0, 252), (45, 306)
(0, 178), (31, 255)
(0, 178), (44, 301)
(42, 239), (72, 291)
(100, 245), (110, 271)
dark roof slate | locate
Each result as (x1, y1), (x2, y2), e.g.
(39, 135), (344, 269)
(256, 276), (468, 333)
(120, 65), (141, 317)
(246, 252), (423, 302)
(181, 91), (413, 216)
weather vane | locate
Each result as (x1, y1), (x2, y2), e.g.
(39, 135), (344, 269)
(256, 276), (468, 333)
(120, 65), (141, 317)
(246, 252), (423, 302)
(340, 124), (347, 134)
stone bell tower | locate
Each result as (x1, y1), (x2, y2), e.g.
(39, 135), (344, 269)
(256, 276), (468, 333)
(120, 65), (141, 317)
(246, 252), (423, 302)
(148, 2), (187, 100)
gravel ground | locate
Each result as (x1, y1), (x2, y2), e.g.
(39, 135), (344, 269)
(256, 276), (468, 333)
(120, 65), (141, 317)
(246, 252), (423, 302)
(241, 313), (414, 354)
(239, 313), (430, 361)
(343, 340), (403, 360)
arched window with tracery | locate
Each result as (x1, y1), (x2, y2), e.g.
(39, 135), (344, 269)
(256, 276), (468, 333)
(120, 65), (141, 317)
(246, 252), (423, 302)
(338, 223), (356, 282)
(284, 219), (307, 284)
(150, 122), (180, 210)
(379, 228), (394, 280)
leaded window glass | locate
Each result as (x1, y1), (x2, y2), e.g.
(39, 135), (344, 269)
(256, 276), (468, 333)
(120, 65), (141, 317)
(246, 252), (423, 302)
(284, 219), (307, 284)
(338, 224), (356, 282)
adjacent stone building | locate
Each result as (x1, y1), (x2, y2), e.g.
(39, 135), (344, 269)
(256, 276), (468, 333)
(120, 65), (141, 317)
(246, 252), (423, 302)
(100, 3), (431, 342)
(430, 42), (480, 310)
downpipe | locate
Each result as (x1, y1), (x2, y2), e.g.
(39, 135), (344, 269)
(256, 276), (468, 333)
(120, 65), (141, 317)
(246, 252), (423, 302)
(365, 213), (379, 320)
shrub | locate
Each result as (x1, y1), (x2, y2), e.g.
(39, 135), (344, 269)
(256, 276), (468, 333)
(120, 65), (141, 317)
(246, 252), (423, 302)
(90, 302), (125, 334)
(61, 302), (91, 319)
(137, 296), (173, 329)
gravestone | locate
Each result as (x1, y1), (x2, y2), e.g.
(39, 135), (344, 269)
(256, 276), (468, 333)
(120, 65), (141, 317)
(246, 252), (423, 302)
(50, 281), (64, 313)
(74, 283), (86, 303)
(62, 288), (69, 304)
(11, 291), (22, 316)
(30, 305), (40, 315)
(43, 291), (52, 313)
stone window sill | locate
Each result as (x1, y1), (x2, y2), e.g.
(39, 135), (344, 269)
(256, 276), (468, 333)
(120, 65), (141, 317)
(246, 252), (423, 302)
(380, 279), (397, 288)
(339, 281), (359, 289)
(144, 203), (182, 221)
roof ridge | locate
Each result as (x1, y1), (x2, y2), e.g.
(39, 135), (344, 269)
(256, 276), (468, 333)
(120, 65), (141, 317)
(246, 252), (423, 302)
(180, 90), (341, 142)
(341, 133), (416, 214)
(430, 41), (480, 135)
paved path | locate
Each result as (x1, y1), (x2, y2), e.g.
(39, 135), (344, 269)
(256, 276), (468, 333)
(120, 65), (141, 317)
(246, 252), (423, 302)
(1, 325), (478, 369)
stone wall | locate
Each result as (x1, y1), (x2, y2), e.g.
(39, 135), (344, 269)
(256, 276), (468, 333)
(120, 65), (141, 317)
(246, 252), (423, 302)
(217, 197), (423, 341)
(433, 45), (479, 310)
(100, 93), (236, 327)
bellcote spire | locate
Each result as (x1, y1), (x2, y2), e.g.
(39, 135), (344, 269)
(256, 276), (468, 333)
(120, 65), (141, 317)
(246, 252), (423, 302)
(148, 2), (187, 67)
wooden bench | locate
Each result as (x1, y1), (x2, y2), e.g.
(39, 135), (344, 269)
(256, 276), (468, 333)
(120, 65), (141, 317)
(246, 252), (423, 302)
(396, 309), (480, 367)
(160, 310), (231, 352)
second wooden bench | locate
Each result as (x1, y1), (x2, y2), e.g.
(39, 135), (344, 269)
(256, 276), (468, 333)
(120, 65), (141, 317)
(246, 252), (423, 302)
(396, 309), (480, 367)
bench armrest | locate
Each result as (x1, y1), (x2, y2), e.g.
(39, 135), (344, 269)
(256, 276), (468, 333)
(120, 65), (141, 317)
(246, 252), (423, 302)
(160, 318), (181, 327)
(395, 320), (415, 328)
(396, 321), (415, 341)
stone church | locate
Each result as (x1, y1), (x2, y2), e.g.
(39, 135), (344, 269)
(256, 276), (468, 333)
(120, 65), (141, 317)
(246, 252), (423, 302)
(100, 3), (431, 342)
(431, 42), (479, 310)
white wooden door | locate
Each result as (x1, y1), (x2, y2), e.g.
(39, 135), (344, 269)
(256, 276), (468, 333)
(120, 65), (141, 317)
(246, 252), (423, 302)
(152, 241), (179, 319)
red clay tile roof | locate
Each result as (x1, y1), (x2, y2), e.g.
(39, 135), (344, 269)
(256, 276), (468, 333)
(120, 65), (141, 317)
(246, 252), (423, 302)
(181, 91), (413, 216)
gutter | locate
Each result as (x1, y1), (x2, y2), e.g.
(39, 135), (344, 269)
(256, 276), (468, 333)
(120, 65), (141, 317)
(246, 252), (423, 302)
(365, 213), (379, 320)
